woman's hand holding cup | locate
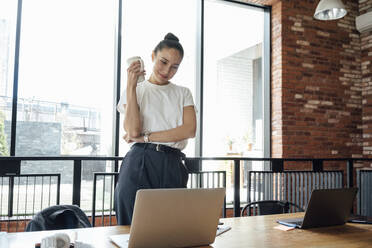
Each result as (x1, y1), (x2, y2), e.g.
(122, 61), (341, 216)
(126, 56), (145, 88)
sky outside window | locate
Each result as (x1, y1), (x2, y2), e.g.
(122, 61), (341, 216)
(17, 0), (116, 156)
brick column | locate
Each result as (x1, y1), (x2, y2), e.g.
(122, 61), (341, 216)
(360, 0), (372, 167)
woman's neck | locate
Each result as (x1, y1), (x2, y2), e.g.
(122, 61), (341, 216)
(148, 74), (169, 86)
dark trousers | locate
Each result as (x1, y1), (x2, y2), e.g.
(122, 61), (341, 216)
(114, 143), (188, 225)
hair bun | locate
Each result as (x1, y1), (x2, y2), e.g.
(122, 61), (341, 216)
(164, 33), (179, 42)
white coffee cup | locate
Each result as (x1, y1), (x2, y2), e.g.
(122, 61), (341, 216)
(41, 233), (70, 248)
(127, 56), (145, 83)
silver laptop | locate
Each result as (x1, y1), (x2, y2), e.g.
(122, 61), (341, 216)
(110, 188), (226, 248)
(277, 188), (358, 229)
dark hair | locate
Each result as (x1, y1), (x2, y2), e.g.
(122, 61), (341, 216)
(153, 33), (184, 58)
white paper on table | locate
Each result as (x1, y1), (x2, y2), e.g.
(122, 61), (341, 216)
(0, 232), (8, 248)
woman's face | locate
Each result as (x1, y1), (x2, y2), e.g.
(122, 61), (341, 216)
(150, 48), (183, 85)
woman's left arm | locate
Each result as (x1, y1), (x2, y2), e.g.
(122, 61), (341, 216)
(124, 106), (196, 143)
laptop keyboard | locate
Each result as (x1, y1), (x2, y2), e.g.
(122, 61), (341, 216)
(292, 221), (303, 225)
(277, 218), (303, 228)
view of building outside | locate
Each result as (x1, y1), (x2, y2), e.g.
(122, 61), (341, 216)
(0, 0), (117, 211)
(0, 0), (16, 156)
(203, 1), (265, 204)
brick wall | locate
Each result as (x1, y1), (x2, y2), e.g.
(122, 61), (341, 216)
(278, 0), (362, 160)
(360, 0), (372, 166)
(360, 0), (372, 13)
(241, 1), (369, 165)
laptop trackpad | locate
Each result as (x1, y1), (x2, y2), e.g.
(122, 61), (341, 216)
(110, 234), (130, 248)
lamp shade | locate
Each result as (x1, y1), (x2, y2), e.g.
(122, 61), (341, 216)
(314, 0), (347, 20)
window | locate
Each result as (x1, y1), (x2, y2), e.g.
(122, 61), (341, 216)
(202, 0), (269, 204)
(0, 0), (17, 156)
(119, 0), (198, 157)
(3, 0), (270, 210)
(4, 0), (269, 161)
(203, 0), (265, 158)
(15, 0), (117, 208)
(16, 0), (116, 158)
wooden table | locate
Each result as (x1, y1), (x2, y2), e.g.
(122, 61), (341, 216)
(7, 213), (372, 248)
(213, 213), (372, 248)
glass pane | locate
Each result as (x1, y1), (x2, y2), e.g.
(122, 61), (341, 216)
(119, 0), (197, 157)
(203, 0), (266, 204)
(81, 160), (116, 212)
(0, 0), (17, 156)
(21, 160), (73, 206)
(16, 0), (117, 157)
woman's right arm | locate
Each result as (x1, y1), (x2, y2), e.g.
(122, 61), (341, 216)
(123, 61), (144, 138)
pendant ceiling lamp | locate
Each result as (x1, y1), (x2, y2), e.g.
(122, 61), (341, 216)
(314, 0), (347, 20)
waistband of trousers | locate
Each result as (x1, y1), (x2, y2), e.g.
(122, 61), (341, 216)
(133, 143), (185, 158)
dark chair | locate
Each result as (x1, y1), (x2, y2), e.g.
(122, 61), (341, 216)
(241, 200), (304, 217)
(26, 205), (91, 231)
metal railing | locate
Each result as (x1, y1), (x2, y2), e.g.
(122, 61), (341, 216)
(0, 173), (60, 232)
(0, 156), (371, 224)
(92, 172), (118, 227)
(248, 170), (343, 211)
(185, 157), (361, 217)
(357, 170), (372, 216)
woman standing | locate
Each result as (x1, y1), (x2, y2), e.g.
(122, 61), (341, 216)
(114, 33), (197, 225)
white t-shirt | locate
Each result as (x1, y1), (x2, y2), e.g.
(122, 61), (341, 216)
(117, 80), (195, 150)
